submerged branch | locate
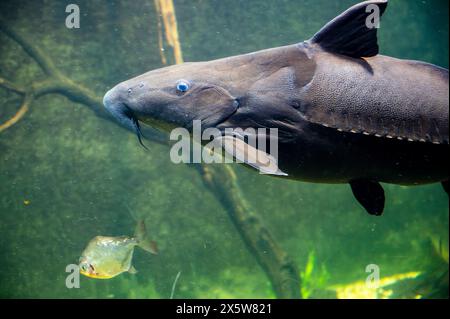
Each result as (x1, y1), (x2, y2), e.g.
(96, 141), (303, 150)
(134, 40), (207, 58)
(198, 165), (301, 298)
(0, 20), (167, 145)
(0, 20), (100, 131)
(0, 77), (25, 95)
(154, 0), (184, 64)
(0, 93), (32, 132)
(0, 20), (59, 77)
(0, 76), (29, 132)
(153, 0), (168, 65)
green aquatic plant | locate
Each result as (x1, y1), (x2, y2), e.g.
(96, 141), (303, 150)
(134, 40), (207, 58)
(300, 251), (330, 299)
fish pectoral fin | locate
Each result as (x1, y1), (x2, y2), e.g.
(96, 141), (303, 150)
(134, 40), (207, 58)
(310, 0), (388, 58)
(350, 179), (385, 216)
(217, 135), (288, 176)
(128, 265), (138, 275)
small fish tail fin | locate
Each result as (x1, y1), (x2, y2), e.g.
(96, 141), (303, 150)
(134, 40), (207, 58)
(135, 220), (158, 255)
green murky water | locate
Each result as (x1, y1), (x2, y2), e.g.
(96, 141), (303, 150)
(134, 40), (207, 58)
(0, 0), (448, 299)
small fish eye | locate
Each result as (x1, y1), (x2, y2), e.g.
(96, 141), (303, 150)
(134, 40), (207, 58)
(176, 80), (190, 93)
(127, 88), (132, 94)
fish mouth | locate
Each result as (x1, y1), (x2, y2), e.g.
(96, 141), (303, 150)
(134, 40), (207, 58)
(123, 106), (147, 149)
(103, 90), (147, 149)
(80, 269), (114, 279)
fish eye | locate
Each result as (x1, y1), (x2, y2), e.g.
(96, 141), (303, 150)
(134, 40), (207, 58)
(176, 80), (190, 93)
(127, 88), (132, 94)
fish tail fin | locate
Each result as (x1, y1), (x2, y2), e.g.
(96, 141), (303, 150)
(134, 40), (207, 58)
(135, 220), (158, 255)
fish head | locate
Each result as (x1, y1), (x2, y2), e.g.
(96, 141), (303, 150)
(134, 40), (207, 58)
(103, 46), (316, 147)
(103, 61), (240, 140)
(79, 263), (95, 278)
(79, 257), (114, 279)
(79, 257), (97, 278)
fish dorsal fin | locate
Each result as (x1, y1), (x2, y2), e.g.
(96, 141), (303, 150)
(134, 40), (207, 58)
(310, 0), (388, 58)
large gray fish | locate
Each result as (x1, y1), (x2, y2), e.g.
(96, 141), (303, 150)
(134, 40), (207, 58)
(102, 0), (449, 216)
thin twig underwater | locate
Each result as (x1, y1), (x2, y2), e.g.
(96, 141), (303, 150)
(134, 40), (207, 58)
(170, 271), (182, 299)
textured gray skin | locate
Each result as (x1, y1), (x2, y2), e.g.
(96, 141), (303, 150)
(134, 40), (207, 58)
(103, 0), (448, 213)
(214, 43), (449, 185)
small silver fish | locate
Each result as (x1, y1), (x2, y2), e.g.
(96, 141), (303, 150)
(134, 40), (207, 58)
(79, 220), (157, 279)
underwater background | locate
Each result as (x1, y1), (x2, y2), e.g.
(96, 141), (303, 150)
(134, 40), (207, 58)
(0, 0), (448, 298)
